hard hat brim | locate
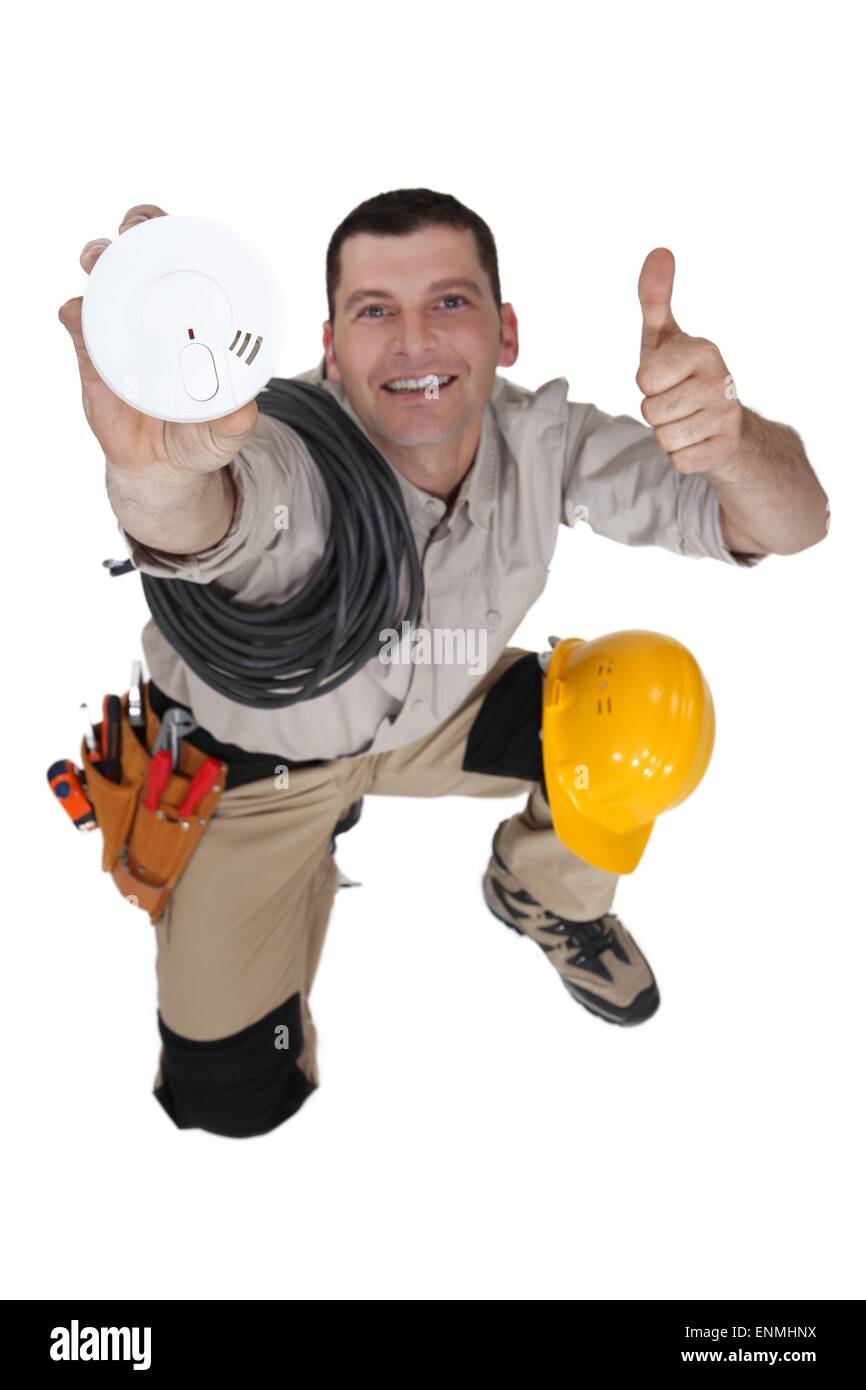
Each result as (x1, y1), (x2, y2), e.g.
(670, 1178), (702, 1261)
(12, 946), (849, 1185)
(545, 774), (655, 873)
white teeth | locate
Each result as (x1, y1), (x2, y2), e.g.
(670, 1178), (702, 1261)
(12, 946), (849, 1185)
(384, 374), (454, 392)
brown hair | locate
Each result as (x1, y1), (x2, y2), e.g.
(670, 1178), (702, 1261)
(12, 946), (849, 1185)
(326, 187), (502, 322)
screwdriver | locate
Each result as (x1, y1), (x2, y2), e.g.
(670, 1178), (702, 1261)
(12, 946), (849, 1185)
(128, 661), (145, 727)
(81, 703), (99, 762)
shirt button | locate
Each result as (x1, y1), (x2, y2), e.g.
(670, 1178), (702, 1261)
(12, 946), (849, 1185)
(486, 609), (500, 627)
(411, 697), (424, 709)
(424, 498), (439, 511)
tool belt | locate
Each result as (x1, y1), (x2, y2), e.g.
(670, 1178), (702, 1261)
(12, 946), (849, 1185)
(81, 684), (228, 924)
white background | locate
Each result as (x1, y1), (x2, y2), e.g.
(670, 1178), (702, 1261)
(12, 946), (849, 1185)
(2, 0), (862, 1301)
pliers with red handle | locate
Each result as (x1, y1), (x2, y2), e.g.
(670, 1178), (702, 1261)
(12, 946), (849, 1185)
(142, 748), (173, 812)
(177, 758), (223, 820)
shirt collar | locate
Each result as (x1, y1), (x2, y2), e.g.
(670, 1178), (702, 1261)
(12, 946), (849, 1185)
(310, 354), (497, 532)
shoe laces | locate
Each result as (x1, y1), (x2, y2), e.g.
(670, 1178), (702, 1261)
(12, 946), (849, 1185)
(542, 911), (617, 964)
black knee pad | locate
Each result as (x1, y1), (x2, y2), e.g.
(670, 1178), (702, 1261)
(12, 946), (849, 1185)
(461, 651), (549, 802)
(154, 992), (316, 1138)
(329, 796), (364, 853)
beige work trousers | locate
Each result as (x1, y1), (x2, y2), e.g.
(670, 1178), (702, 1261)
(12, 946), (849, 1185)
(152, 645), (619, 1105)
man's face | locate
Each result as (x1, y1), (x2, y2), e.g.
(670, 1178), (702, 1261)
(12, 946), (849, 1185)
(323, 225), (518, 451)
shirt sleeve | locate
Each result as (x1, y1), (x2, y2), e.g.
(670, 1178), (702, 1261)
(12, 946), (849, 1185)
(560, 400), (768, 568)
(117, 410), (304, 583)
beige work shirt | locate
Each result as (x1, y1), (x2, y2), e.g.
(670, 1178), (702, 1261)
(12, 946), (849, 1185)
(120, 356), (764, 759)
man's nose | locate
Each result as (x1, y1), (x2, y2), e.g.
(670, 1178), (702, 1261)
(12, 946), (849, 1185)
(389, 309), (439, 358)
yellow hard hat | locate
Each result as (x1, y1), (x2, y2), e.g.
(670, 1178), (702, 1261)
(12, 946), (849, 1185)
(541, 630), (715, 874)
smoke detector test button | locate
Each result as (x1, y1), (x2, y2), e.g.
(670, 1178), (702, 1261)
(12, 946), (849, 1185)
(180, 340), (219, 400)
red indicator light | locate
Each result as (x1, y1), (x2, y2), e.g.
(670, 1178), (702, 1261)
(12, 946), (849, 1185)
(188, 327), (195, 339)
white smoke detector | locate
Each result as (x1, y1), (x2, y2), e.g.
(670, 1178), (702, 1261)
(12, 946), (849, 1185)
(81, 215), (285, 423)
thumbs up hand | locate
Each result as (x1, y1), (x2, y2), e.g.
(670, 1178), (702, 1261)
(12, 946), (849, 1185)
(635, 248), (743, 475)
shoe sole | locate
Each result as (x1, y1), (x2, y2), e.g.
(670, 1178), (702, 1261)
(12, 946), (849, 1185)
(482, 878), (660, 1028)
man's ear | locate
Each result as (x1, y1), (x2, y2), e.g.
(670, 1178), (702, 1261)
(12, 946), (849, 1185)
(497, 303), (519, 369)
(322, 321), (341, 383)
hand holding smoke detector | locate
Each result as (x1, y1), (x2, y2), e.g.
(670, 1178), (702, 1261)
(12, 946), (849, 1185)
(59, 207), (286, 505)
(79, 211), (285, 424)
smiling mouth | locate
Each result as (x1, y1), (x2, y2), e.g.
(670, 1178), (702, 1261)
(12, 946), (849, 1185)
(381, 373), (458, 395)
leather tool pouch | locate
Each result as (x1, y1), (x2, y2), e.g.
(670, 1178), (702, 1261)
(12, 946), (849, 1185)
(82, 684), (227, 924)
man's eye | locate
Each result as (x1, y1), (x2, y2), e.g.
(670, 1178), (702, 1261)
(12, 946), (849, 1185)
(358, 295), (468, 319)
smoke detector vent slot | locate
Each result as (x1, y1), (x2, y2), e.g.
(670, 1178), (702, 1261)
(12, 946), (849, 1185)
(229, 330), (264, 364)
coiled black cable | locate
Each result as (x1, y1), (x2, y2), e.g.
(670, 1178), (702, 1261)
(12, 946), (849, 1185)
(133, 377), (424, 709)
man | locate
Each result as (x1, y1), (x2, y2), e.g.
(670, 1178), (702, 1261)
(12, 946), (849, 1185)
(59, 189), (828, 1139)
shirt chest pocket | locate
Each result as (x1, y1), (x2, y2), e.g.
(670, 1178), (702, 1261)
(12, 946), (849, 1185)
(422, 564), (549, 644)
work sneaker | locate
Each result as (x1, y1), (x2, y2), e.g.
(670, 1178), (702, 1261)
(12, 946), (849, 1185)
(481, 828), (660, 1026)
